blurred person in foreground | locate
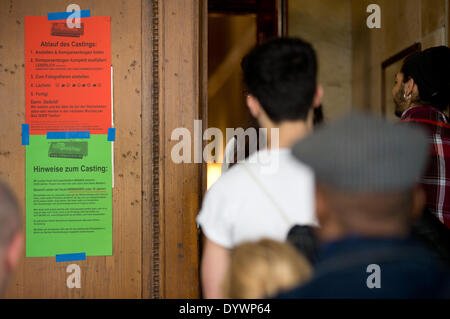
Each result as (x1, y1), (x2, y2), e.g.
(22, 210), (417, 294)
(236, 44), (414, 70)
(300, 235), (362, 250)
(0, 182), (23, 296)
(222, 239), (312, 299)
(197, 37), (323, 298)
(277, 112), (450, 298)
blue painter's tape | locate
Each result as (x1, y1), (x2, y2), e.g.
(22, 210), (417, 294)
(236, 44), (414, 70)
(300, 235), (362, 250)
(47, 10), (91, 21)
(107, 128), (116, 141)
(22, 124), (29, 146)
(56, 253), (86, 262)
(47, 131), (90, 139)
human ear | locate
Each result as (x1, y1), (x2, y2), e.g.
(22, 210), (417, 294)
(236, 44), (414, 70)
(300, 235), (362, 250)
(246, 94), (261, 118)
(403, 78), (415, 99)
(313, 85), (323, 108)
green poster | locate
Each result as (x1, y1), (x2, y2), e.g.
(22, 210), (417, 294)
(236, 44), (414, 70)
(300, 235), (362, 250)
(26, 134), (112, 257)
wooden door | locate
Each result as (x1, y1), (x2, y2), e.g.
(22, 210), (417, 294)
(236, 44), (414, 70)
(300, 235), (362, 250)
(0, 0), (205, 298)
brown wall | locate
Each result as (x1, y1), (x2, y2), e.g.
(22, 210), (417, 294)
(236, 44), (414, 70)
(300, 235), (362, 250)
(352, 0), (448, 116)
(287, 0), (448, 121)
(288, 0), (353, 121)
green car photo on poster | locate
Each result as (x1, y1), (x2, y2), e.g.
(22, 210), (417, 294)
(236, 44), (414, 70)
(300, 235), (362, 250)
(48, 141), (88, 159)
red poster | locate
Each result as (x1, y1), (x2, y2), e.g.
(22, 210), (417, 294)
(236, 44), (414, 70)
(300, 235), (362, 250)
(25, 16), (111, 135)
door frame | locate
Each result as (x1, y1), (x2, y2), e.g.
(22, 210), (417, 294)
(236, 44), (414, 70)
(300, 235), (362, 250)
(141, 0), (207, 298)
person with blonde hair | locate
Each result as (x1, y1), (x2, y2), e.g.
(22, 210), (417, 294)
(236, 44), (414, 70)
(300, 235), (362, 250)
(222, 239), (313, 299)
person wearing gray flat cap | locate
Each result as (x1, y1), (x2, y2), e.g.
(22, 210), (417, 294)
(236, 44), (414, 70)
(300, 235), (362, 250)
(276, 111), (450, 299)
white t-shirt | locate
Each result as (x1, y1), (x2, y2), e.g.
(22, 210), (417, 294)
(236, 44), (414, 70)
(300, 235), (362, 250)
(196, 148), (317, 249)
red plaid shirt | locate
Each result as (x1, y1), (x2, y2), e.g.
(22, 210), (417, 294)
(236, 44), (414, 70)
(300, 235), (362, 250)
(401, 106), (450, 229)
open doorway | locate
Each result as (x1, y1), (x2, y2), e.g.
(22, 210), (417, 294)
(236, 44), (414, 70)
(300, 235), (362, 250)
(206, 0), (287, 189)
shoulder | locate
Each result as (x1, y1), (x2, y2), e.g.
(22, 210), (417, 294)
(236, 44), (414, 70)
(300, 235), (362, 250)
(197, 162), (250, 217)
(205, 162), (252, 199)
(245, 149), (314, 178)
